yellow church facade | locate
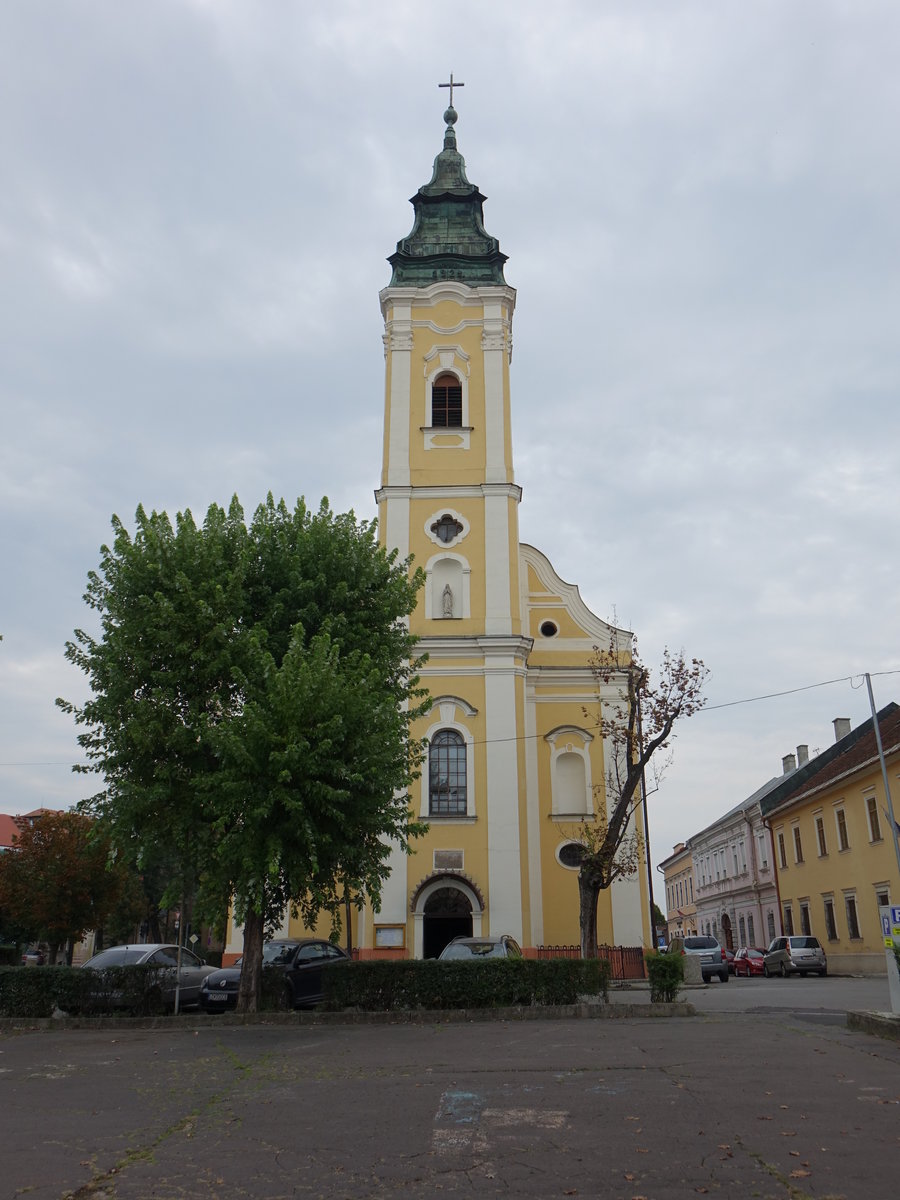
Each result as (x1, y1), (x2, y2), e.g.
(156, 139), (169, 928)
(225, 102), (651, 962)
(354, 102), (649, 959)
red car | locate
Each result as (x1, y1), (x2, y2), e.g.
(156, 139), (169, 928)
(733, 947), (766, 977)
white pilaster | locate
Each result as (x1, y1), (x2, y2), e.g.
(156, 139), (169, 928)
(386, 305), (412, 488)
(483, 490), (512, 635)
(484, 651), (524, 940)
(524, 690), (544, 946)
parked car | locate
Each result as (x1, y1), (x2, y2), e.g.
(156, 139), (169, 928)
(733, 947), (766, 977)
(724, 947), (736, 974)
(200, 939), (350, 1012)
(763, 936), (827, 977)
(80, 944), (216, 1011)
(21, 945), (45, 966)
(666, 934), (729, 983)
(438, 935), (523, 960)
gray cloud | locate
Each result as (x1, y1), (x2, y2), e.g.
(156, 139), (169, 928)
(1, 2), (897, 878)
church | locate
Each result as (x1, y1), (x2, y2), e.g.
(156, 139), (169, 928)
(227, 95), (651, 961)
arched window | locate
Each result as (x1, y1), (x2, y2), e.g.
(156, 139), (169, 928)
(431, 373), (463, 428)
(429, 730), (467, 815)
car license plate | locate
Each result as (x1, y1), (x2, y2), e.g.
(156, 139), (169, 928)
(207, 993), (228, 1002)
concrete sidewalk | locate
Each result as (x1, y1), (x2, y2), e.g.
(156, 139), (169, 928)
(3, 1006), (899, 1199)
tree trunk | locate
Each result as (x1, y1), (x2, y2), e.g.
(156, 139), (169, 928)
(236, 908), (265, 1014)
(578, 874), (600, 959)
(148, 906), (162, 943)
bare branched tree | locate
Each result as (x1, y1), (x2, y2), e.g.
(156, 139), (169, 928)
(559, 637), (708, 958)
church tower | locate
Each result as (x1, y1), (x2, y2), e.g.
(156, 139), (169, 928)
(364, 96), (651, 959)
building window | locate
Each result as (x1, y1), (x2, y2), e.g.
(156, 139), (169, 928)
(792, 826), (804, 864)
(430, 513), (464, 544)
(783, 905), (794, 936)
(689, 877), (693, 902)
(428, 730), (467, 815)
(777, 832), (787, 870)
(875, 887), (890, 909)
(823, 897), (838, 941)
(815, 815), (827, 857)
(557, 842), (586, 870)
(865, 795), (882, 843)
(800, 902), (811, 936)
(732, 846), (739, 875)
(739, 915), (746, 945)
(835, 807), (849, 851)
(747, 914), (755, 945)
(844, 893), (861, 940)
(431, 373), (463, 427)
(767, 911), (776, 942)
(758, 833), (769, 869)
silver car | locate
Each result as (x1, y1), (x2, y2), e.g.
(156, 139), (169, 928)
(81, 943), (216, 1010)
(763, 935), (827, 978)
(666, 934), (729, 983)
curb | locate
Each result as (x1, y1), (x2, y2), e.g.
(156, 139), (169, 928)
(0, 999), (696, 1033)
(846, 1010), (900, 1043)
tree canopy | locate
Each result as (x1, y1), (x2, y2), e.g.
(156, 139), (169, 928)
(59, 495), (428, 1007)
(0, 811), (129, 961)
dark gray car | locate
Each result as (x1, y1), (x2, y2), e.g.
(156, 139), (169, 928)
(200, 939), (350, 1011)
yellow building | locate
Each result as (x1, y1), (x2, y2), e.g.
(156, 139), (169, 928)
(761, 705), (900, 975)
(658, 842), (697, 939)
(359, 100), (649, 959)
(225, 100), (650, 963)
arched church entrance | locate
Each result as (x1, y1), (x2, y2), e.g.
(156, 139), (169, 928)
(423, 886), (472, 959)
(721, 912), (733, 951)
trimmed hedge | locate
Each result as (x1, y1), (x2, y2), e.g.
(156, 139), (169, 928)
(644, 950), (683, 1003)
(322, 957), (611, 1012)
(0, 965), (175, 1018)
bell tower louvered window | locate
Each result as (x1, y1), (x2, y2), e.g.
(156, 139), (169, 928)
(431, 373), (463, 428)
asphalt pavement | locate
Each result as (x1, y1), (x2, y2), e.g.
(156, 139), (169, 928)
(2, 978), (898, 1199)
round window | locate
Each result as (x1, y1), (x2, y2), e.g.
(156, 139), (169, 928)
(539, 620), (558, 638)
(557, 842), (586, 870)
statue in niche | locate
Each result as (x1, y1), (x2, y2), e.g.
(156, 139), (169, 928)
(441, 583), (454, 618)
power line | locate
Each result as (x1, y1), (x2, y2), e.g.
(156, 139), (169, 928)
(1, 668), (898, 765)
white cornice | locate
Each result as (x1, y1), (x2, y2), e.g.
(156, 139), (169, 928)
(380, 282), (517, 319)
(418, 634), (533, 662)
(375, 483), (523, 504)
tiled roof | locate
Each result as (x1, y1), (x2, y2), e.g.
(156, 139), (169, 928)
(0, 813), (22, 849)
(760, 702), (900, 818)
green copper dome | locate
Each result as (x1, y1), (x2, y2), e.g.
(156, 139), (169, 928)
(387, 107), (508, 287)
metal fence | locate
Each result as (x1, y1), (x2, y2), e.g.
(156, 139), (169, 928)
(535, 944), (646, 979)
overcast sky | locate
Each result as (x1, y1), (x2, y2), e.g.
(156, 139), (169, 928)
(2, 2), (898, 886)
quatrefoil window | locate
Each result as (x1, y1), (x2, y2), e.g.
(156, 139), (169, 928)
(431, 514), (464, 544)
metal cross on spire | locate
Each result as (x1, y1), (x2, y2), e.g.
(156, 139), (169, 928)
(439, 73), (465, 107)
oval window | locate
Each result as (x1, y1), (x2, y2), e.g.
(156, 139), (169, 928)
(557, 842), (586, 870)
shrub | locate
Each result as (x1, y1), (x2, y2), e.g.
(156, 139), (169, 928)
(0, 964), (170, 1017)
(644, 950), (683, 1003)
(322, 956), (611, 1012)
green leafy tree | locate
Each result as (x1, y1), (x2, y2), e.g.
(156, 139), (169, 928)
(560, 641), (707, 958)
(59, 499), (248, 922)
(60, 495), (427, 1010)
(0, 811), (129, 961)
